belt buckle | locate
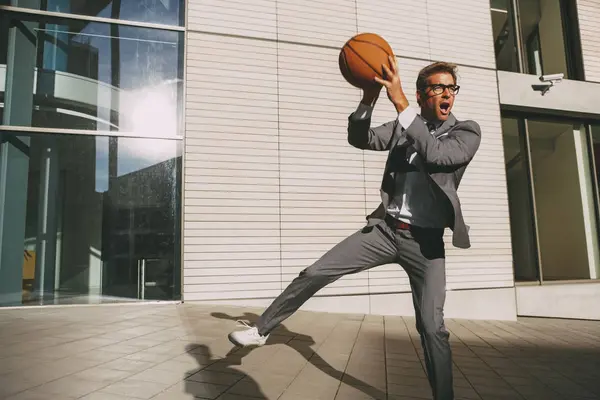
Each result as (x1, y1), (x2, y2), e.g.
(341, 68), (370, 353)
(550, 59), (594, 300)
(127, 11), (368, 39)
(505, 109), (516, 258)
(386, 216), (410, 230)
(397, 221), (411, 230)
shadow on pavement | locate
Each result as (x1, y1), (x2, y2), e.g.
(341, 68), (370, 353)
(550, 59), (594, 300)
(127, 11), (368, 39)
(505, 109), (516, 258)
(210, 311), (387, 399)
(184, 343), (268, 399)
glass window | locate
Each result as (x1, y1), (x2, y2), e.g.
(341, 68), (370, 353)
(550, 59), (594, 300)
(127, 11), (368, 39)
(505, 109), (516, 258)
(2, 0), (184, 26)
(501, 117), (539, 281)
(490, 0), (583, 79)
(0, 12), (183, 136)
(586, 125), (600, 279)
(518, 0), (568, 77)
(589, 125), (600, 189)
(491, 0), (520, 72)
(0, 132), (182, 306)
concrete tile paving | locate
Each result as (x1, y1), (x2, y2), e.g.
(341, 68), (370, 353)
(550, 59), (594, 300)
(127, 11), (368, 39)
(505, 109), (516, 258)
(0, 303), (598, 399)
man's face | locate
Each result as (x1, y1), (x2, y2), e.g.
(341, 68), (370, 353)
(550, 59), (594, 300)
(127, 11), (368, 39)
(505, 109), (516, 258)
(416, 72), (458, 122)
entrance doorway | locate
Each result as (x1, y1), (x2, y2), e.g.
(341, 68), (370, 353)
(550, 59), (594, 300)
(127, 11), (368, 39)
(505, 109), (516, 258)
(0, 132), (182, 306)
(502, 115), (600, 283)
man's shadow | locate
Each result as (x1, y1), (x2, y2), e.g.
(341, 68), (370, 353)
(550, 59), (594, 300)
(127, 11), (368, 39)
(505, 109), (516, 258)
(184, 343), (268, 399)
(211, 311), (386, 399)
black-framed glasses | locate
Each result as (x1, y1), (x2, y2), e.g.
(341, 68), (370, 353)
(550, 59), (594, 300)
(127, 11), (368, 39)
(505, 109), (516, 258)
(426, 84), (460, 95)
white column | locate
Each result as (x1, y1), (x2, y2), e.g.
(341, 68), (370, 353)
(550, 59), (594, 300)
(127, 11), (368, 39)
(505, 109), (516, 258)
(34, 139), (60, 298)
(573, 125), (600, 279)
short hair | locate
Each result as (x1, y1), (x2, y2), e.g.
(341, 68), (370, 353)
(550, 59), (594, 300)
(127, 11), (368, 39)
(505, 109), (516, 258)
(416, 62), (458, 92)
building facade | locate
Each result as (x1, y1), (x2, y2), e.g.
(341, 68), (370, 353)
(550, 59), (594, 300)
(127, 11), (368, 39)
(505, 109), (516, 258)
(1, 0), (599, 321)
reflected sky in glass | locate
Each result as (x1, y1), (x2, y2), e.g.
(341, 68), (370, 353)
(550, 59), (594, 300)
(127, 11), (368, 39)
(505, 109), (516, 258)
(31, 19), (182, 135)
(0, 11), (182, 134)
(95, 136), (180, 193)
(15, 0), (184, 26)
(69, 23), (180, 88)
(95, 136), (109, 192)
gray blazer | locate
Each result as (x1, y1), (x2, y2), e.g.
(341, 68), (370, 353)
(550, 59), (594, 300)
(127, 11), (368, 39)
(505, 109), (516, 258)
(347, 111), (482, 249)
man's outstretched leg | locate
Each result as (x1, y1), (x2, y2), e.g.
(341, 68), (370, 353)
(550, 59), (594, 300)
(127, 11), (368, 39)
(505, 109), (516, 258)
(396, 227), (453, 400)
(228, 221), (398, 347)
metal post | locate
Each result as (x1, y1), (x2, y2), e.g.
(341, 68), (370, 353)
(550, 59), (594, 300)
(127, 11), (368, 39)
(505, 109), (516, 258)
(521, 118), (544, 283)
(141, 259), (146, 300)
(511, 0), (526, 73)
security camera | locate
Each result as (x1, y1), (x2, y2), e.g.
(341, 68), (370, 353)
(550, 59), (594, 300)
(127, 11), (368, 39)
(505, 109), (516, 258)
(536, 73), (564, 95)
(539, 73), (564, 83)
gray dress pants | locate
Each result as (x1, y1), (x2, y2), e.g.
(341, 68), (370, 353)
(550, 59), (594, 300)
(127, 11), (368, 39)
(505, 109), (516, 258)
(256, 219), (453, 400)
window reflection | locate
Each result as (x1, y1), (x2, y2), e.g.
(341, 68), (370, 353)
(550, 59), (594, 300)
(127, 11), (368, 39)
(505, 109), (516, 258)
(11, 132), (182, 305)
(0, 14), (183, 136)
(517, 0), (571, 78)
(5, 0), (184, 26)
(491, 0), (520, 72)
(490, 0), (580, 78)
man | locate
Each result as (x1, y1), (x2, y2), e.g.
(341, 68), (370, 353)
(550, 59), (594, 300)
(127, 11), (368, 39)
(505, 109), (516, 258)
(227, 57), (481, 400)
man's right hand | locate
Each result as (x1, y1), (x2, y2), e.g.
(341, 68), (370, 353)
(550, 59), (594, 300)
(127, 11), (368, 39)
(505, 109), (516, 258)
(360, 84), (382, 107)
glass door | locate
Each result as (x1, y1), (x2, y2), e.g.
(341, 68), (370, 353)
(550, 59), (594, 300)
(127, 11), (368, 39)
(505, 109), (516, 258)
(585, 125), (600, 280)
(527, 120), (599, 281)
(502, 115), (600, 282)
(0, 132), (182, 306)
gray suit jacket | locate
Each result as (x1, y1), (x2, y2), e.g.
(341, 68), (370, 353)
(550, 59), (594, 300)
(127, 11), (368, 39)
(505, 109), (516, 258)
(347, 111), (481, 249)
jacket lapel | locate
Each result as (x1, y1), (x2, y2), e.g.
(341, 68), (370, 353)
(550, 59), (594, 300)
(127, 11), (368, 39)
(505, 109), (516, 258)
(378, 113), (458, 212)
(434, 113), (457, 138)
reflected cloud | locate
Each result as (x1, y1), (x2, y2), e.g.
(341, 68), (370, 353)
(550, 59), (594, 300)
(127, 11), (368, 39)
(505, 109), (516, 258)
(119, 80), (180, 138)
(117, 137), (179, 176)
(1, 17), (183, 135)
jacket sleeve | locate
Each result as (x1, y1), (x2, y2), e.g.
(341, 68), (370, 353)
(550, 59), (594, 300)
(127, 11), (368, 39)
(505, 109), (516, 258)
(347, 113), (402, 151)
(404, 118), (481, 166)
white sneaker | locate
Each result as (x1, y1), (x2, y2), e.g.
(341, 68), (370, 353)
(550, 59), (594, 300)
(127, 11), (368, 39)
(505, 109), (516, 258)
(228, 321), (269, 347)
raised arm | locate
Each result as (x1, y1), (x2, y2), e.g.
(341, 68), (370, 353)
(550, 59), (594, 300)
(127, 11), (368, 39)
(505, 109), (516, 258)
(347, 103), (399, 151)
(347, 86), (402, 151)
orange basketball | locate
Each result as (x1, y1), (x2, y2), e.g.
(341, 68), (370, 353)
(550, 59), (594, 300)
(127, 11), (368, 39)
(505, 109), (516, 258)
(339, 33), (395, 89)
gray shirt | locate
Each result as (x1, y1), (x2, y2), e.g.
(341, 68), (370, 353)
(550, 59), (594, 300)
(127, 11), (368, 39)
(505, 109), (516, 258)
(354, 103), (449, 229)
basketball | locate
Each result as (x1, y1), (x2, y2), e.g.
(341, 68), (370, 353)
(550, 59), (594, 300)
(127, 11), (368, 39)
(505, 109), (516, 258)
(339, 33), (395, 89)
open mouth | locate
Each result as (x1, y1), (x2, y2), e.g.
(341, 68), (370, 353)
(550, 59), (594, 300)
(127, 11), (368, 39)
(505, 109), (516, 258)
(440, 102), (450, 115)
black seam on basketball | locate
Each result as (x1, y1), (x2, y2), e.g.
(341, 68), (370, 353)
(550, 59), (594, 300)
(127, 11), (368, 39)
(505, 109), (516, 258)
(346, 42), (383, 78)
(340, 50), (359, 84)
(351, 38), (393, 58)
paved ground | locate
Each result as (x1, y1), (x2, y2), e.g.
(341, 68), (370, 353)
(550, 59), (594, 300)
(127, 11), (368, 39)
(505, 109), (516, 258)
(0, 303), (599, 400)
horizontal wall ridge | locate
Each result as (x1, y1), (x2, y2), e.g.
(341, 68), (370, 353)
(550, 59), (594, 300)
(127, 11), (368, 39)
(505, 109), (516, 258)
(184, 28), (499, 72)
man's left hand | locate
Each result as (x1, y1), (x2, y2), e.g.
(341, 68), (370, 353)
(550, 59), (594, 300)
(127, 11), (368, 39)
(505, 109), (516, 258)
(374, 56), (409, 113)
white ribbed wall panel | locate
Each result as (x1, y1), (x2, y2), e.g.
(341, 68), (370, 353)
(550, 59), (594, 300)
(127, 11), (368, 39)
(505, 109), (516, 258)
(277, 0), (357, 47)
(356, 0), (430, 60)
(184, 0), (514, 305)
(426, 0), (496, 68)
(184, 33), (281, 301)
(577, 0), (600, 82)
(278, 43), (369, 295)
(187, 0), (277, 40)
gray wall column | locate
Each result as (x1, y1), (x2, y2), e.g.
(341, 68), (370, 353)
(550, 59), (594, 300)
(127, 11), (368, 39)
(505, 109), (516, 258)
(0, 137), (31, 305)
(0, 7), (38, 305)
